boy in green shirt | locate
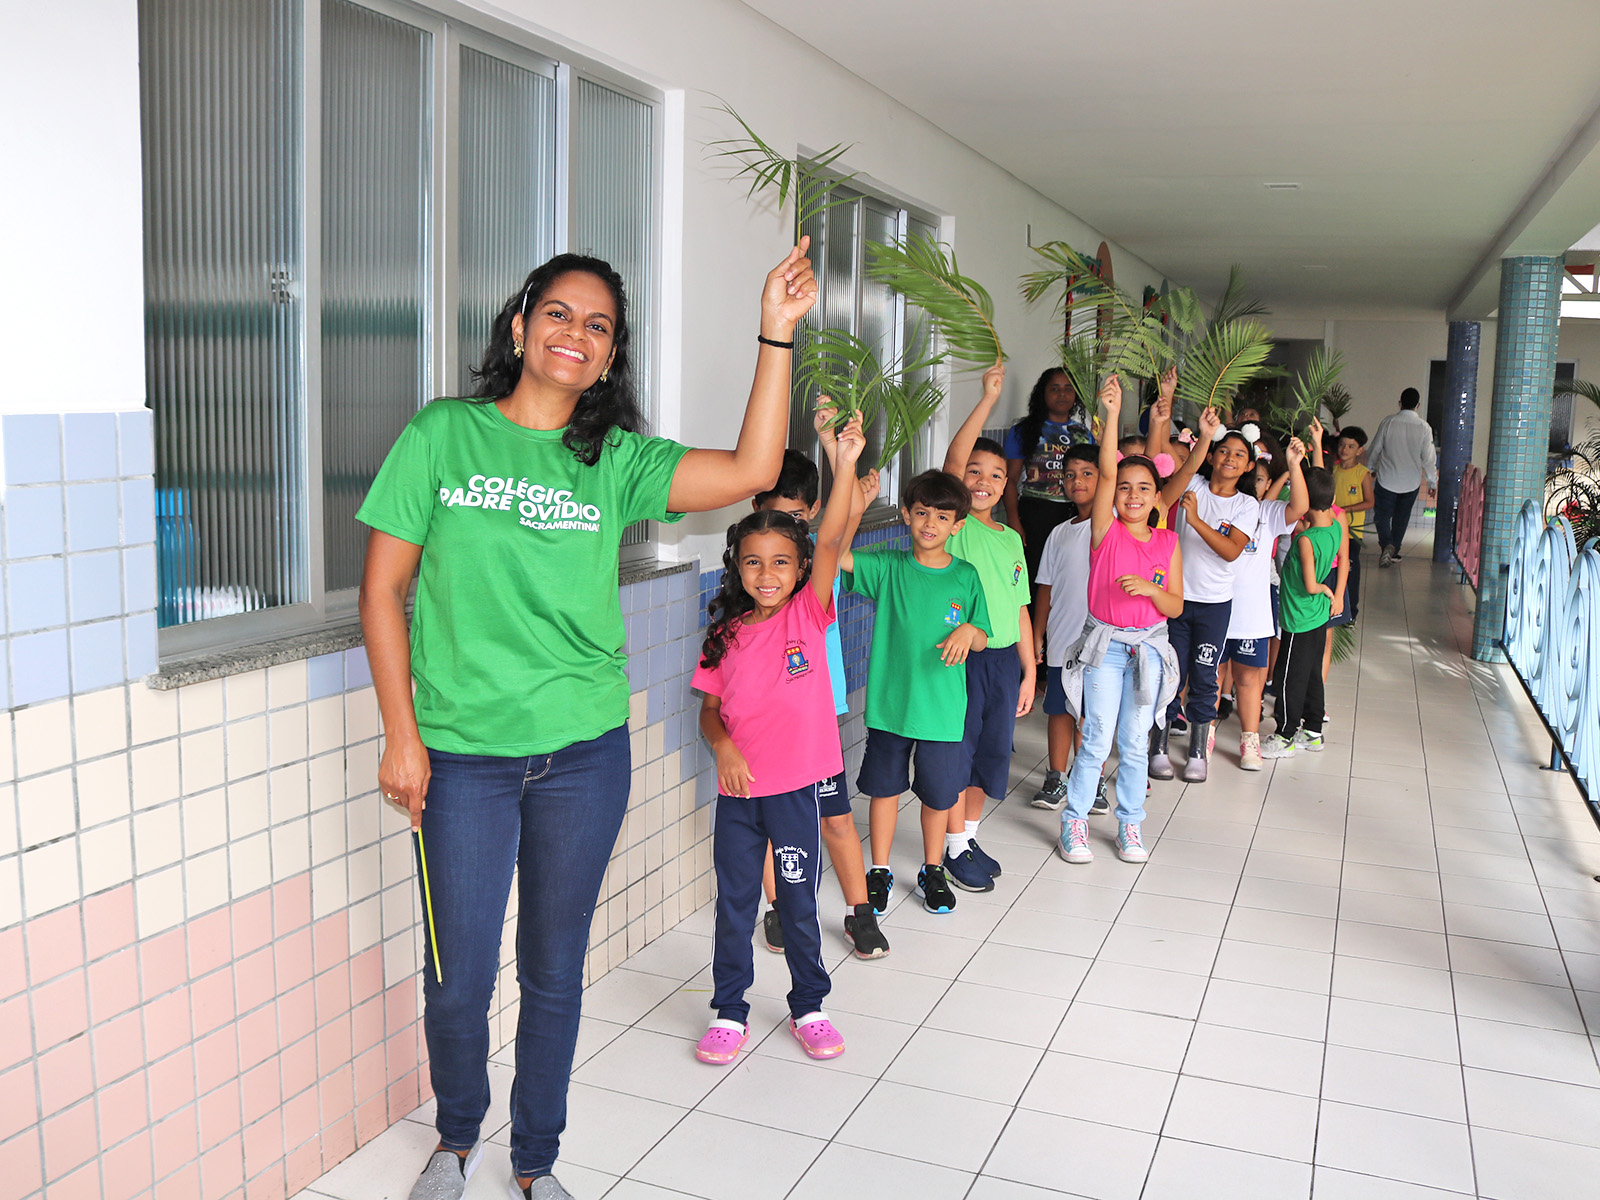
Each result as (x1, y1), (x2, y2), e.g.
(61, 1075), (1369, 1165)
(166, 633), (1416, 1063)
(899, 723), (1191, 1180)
(1262, 466), (1347, 759)
(939, 362), (1035, 891)
(843, 470), (991, 915)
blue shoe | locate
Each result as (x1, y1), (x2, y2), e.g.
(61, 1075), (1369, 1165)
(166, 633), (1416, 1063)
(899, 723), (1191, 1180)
(866, 867), (893, 916)
(918, 865), (957, 913)
(942, 849), (996, 893)
(967, 838), (1002, 878)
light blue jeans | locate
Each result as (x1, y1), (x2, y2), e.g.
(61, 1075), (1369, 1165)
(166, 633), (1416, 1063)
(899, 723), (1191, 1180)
(1064, 640), (1152, 824)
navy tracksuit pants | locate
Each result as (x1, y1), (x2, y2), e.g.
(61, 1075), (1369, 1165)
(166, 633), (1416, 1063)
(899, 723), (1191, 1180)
(711, 780), (830, 1024)
(1165, 598), (1233, 725)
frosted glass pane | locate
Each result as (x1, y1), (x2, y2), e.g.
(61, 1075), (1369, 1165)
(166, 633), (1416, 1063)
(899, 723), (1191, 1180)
(139, 0), (306, 626)
(320, 0), (431, 593)
(457, 48), (555, 392)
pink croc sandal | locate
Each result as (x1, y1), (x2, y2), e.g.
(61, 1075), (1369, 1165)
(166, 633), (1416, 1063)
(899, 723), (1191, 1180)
(695, 1020), (748, 1065)
(790, 1012), (845, 1059)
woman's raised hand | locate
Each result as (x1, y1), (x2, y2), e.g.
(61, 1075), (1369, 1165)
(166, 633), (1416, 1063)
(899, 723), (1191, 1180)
(762, 236), (818, 338)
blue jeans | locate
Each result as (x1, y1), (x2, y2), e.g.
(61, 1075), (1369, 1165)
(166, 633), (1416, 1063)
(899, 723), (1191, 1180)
(418, 726), (629, 1178)
(1065, 641), (1150, 824)
(1374, 482), (1419, 551)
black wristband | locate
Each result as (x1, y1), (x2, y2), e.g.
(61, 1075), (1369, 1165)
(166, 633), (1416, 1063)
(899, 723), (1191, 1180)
(757, 334), (795, 350)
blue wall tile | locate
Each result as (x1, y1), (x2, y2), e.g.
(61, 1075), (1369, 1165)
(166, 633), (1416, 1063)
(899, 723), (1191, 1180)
(66, 482), (120, 552)
(119, 410), (154, 477)
(307, 652), (344, 699)
(344, 647), (372, 688)
(121, 478), (156, 545)
(12, 629), (70, 704)
(125, 611), (158, 678)
(8, 558), (67, 632)
(69, 552), (124, 623)
(3, 415), (61, 486)
(123, 545), (157, 613)
(3, 486), (64, 560)
(0, 644), (10, 708)
(71, 619), (126, 692)
(63, 413), (119, 482)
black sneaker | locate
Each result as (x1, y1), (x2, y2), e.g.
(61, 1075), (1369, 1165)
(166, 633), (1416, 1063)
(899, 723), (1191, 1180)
(844, 904), (891, 958)
(1217, 694), (1234, 721)
(762, 906), (784, 954)
(1030, 771), (1069, 810)
(918, 864), (957, 913)
(1090, 775), (1110, 815)
(942, 849), (996, 893)
(1171, 713), (1190, 735)
(967, 839), (1002, 878)
(865, 868), (893, 916)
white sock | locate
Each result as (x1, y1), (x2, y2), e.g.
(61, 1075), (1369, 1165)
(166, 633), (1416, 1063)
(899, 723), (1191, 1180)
(945, 831), (972, 857)
(871, 863), (890, 872)
(964, 821), (979, 837)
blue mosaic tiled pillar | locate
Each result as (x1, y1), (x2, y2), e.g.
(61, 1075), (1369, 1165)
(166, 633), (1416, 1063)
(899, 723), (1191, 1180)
(1472, 257), (1562, 662)
(1433, 320), (1481, 564)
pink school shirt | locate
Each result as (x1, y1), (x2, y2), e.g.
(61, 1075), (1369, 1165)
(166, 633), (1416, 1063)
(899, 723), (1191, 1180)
(1086, 519), (1178, 629)
(691, 584), (845, 796)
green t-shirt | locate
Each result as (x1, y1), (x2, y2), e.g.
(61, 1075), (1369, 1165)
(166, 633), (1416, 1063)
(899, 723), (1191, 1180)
(948, 517), (1029, 649)
(1279, 523), (1342, 633)
(356, 399), (689, 755)
(844, 549), (991, 741)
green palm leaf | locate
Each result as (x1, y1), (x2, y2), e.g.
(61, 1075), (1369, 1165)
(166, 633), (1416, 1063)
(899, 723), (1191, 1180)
(881, 376), (946, 465)
(1555, 377), (1600, 411)
(1283, 346), (1345, 428)
(1210, 265), (1269, 326)
(1022, 241), (1172, 381)
(865, 233), (1003, 368)
(795, 328), (944, 468)
(1175, 319), (1275, 413)
(1059, 337), (1103, 423)
(1320, 382), (1354, 429)
(705, 101), (857, 239)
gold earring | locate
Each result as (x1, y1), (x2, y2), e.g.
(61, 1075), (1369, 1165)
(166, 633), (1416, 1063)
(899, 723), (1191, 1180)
(600, 367), (610, 383)
(513, 342), (523, 358)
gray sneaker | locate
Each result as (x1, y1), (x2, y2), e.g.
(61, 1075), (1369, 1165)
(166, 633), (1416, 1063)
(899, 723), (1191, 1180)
(1031, 770), (1069, 810)
(509, 1176), (574, 1200)
(410, 1146), (482, 1200)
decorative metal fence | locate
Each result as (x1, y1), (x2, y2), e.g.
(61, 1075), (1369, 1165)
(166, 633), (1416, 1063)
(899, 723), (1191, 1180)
(1455, 463), (1484, 588)
(1502, 498), (1599, 819)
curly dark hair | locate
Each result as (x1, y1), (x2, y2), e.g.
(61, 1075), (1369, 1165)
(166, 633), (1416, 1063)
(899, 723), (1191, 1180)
(1012, 368), (1073, 461)
(699, 511), (814, 670)
(468, 253), (643, 465)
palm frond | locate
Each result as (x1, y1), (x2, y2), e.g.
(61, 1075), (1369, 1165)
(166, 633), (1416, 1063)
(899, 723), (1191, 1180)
(1174, 320), (1275, 413)
(1331, 622), (1356, 664)
(795, 328), (945, 468)
(1210, 265), (1270, 326)
(705, 101), (857, 236)
(1059, 337), (1102, 423)
(1284, 347), (1346, 428)
(881, 376), (946, 466)
(1555, 377), (1600, 410)
(1320, 383), (1353, 429)
(866, 233), (1003, 368)
(1022, 241), (1170, 380)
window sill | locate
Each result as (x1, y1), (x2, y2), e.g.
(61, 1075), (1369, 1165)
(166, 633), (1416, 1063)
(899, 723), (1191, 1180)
(147, 558), (697, 690)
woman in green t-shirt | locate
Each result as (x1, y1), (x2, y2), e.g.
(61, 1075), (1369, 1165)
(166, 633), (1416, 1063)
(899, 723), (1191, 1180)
(358, 243), (816, 1200)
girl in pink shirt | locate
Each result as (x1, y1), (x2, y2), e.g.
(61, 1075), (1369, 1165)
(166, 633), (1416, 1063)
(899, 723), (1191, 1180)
(690, 415), (865, 1067)
(1058, 376), (1184, 866)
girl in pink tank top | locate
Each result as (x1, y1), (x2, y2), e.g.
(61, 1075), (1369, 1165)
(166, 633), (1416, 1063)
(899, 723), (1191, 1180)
(1056, 375), (1184, 870)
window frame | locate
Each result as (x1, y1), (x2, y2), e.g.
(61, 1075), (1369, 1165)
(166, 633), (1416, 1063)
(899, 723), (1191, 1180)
(154, 0), (665, 660)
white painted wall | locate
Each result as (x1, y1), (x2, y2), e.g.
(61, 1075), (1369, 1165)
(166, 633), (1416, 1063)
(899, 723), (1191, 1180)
(0, 0), (147, 414)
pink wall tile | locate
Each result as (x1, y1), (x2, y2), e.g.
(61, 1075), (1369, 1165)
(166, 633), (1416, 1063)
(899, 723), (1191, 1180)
(271, 930), (312, 995)
(191, 1031), (237, 1097)
(278, 1039), (316, 1104)
(317, 1066), (352, 1127)
(0, 928), (25, 1000)
(351, 997), (384, 1056)
(146, 1049), (195, 1122)
(49, 1159), (102, 1200)
(311, 917), (347, 975)
(383, 1029), (416, 1079)
(319, 1115), (354, 1172)
(141, 990), (191, 1062)
(100, 1131), (154, 1200)
(37, 1038), (93, 1116)
(315, 1018), (351, 1082)
(244, 1161), (284, 1200)
(26, 908), (84, 985)
(2, 1064), (40, 1140)
(386, 1072), (419, 1125)
(96, 1071), (150, 1148)
(277, 984), (314, 1046)
(383, 982), (416, 1037)
(240, 1111), (281, 1181)
(185, 911), (232, 981)
(188, 971), (235, 1040)
(233, 1008), (276, 1073)
(84, 886), (137, 961)
(32, 970), (89, 1051)
(92, 1010), (146, 1088)
(138, 930), (188, 1002)
(0, 1128), (44, 1197)
(231, 949), (274, 1016)
(351, 1047), (385, 1107)
(350, 949), (382, 1005)
(230, 895), (272, 960)
(280, 1089), (318, 1156)
(284, 1141), (321, 1197)
(238, 1061), (279, 1128)
(354, 1095), (387, 1147)
(41, 1098), (97, 1181)
(198, 1135), (243, 1200)
(312, 963), (349, 1028)
(155, 1161), (201, 1200)
(88, 948), (141, 1022)
(273, 878), (310, 940)
(196, 1083), (241, 1156)
(149, 1107), (197, 1182)
(0, 995), (31, 1070)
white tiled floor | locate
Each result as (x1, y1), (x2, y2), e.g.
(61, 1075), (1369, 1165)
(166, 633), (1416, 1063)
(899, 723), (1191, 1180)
(299, 544), (1600, 1199)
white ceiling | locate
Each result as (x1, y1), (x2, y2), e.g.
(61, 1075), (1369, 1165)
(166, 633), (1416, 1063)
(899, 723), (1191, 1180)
(740, 0), (1600, 315)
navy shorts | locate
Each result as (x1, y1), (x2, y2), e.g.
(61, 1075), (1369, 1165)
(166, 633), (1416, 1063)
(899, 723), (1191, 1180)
(962, 645), (1024, 800)
(856, 727), (966, 812)
(814, 771), (852, 819)
(1223, 636), (1270, 668)
(1043, 664), (1071, 717)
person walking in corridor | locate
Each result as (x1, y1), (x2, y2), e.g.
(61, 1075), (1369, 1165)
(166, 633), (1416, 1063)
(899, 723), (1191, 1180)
(1367, 387), (1438, 567)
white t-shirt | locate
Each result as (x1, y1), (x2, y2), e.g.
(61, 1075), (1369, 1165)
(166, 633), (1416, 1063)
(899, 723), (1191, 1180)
(1180, 477), (1260, 604)
(1035, 516), (1092, 668)
(1228, 499), (1296, 640)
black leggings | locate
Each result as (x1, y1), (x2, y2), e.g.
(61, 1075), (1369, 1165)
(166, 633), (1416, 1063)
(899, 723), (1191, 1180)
(1016, 495), (1074, 603)
(1272, 626), (1327, 736)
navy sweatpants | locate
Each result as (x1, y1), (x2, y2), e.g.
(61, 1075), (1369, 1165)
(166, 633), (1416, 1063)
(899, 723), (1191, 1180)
(711, 781), (829, 1024)
(1165, 598), (1233, 725)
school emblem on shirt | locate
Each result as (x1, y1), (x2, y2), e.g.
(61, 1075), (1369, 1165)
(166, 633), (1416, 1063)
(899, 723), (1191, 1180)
(1217, 521), (1233, 537)
(1245, 536), (1258, 554)
(1012, 562), (1024, 586)
(944, 600), (965, 628)
(775, 844), (809, 885)
(784, 643), (811, 677)
(1152, 568), (1167, 588)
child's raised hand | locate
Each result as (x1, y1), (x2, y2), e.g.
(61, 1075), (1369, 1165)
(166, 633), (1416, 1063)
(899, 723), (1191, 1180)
(981, 360), (1005, 402)
(1308, 415), (1324, 443)
(714, 743), (754, 798)
(1151, 393), (1172, 424)
(1157, 366), (1177, 403)
(858, 468), (881, 508)
(1199, 406), (1223, 441)
(1286, 437), (1306, 465)
(762, 236), (817, 334)
(937, 623), (982, 666)
(814, 397), (838, 445)
(1098, 374), (1123, 415)
(834, 415), (866, 467)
